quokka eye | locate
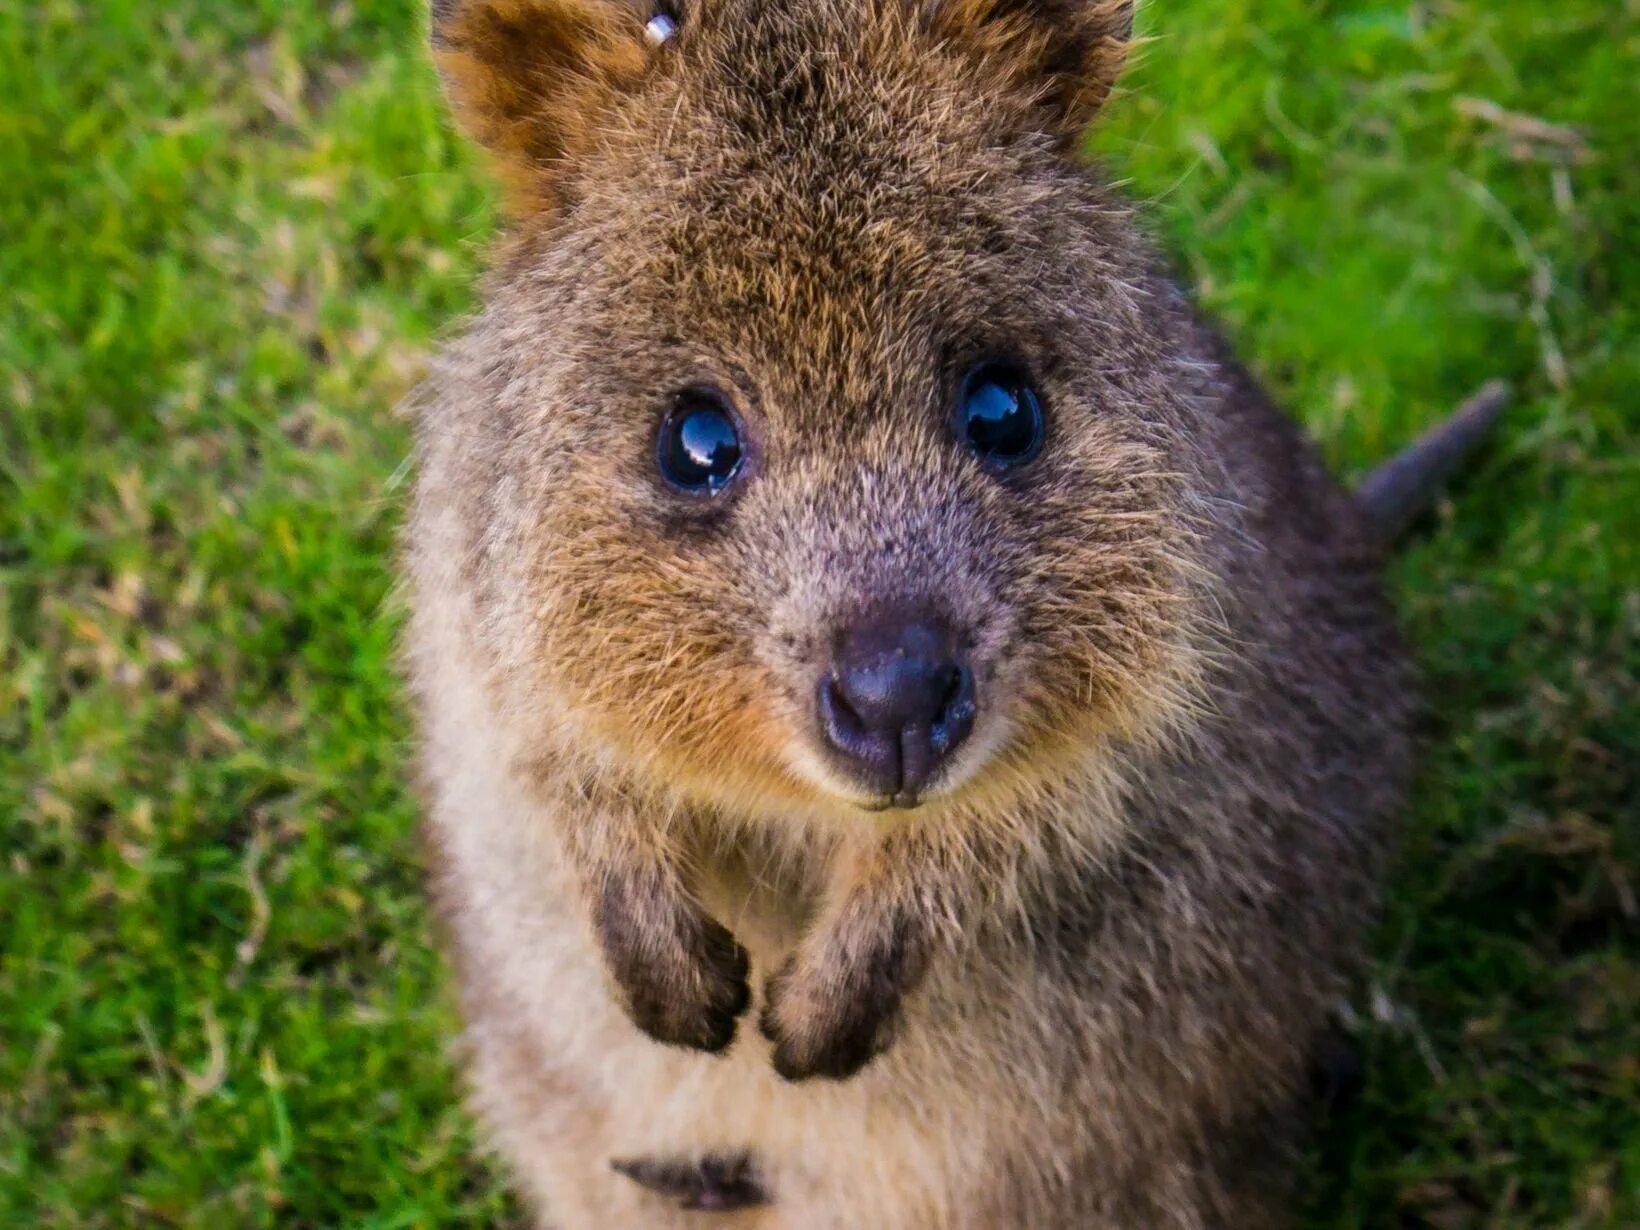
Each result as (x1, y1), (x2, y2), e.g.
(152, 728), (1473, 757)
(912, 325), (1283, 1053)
(657, 390), (745, 494)
(957, 362), (1045, 467)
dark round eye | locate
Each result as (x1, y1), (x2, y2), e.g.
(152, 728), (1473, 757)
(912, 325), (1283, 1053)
(957, 362), (1044, 466)
(657, 392), (744, 493)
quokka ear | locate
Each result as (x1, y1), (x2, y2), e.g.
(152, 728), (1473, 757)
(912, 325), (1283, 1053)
(927, 0), (1135, 136)
(431, 0), (653, 212)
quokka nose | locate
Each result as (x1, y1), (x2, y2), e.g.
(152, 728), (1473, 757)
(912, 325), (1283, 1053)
(818, 614), (977, 806)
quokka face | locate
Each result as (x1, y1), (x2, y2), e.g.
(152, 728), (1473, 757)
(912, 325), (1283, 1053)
(432, 0), (1219, 822)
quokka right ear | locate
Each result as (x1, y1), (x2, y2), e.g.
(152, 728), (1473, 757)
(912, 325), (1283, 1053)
(431, 0), (653, 213)
(927, 0), (1135, 139)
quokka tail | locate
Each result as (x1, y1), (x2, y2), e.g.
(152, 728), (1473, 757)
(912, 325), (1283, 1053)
(1356, 380), (1510, 542)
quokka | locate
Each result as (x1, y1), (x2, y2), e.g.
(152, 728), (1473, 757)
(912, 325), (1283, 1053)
(407, 1), (1502, 1224)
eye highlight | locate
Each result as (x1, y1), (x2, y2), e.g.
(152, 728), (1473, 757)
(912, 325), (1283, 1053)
(957, 362), (1044, 467)
(657, 390), (745, 494)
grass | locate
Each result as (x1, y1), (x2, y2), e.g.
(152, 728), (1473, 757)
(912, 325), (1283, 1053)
(0, 1), (1634, 1225)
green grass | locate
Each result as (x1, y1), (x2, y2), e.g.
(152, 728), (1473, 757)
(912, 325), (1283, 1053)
(1, 1), (1634, 1225)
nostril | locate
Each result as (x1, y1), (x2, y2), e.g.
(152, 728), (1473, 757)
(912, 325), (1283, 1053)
(899, 664), (975, 796)
(818, 675), (866, 745)
(931, 664), (977, 757)
(818, 674), (901, 796)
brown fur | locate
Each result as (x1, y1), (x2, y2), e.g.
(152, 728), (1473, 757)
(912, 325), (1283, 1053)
(408, 1), (1414, 1225)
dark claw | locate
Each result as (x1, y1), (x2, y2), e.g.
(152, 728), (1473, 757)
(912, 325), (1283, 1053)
(757, 957), (892, 1082)
(765, 1011), (882, 1082)
(625, 920), (750, 1054)
(612, 1152), (770, 1210)
(599, 883), (751, 1053)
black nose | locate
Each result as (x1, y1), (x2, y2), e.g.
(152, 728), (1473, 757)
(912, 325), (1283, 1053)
(818, 614), (977, 806)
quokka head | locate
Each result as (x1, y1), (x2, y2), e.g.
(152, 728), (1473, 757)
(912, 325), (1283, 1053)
(429, 0), (1223, 821)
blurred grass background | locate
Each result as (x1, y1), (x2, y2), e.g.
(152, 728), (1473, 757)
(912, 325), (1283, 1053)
(0, 1), (1635, 1225)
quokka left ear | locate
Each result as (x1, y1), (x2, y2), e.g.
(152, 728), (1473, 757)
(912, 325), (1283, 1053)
(925, 0), (1135, 137)
(430, 0), (654, 213)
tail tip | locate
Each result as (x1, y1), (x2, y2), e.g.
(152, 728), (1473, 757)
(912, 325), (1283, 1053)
(1456, 378), (1511, 430)
(1356, 379), (1510, 542)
